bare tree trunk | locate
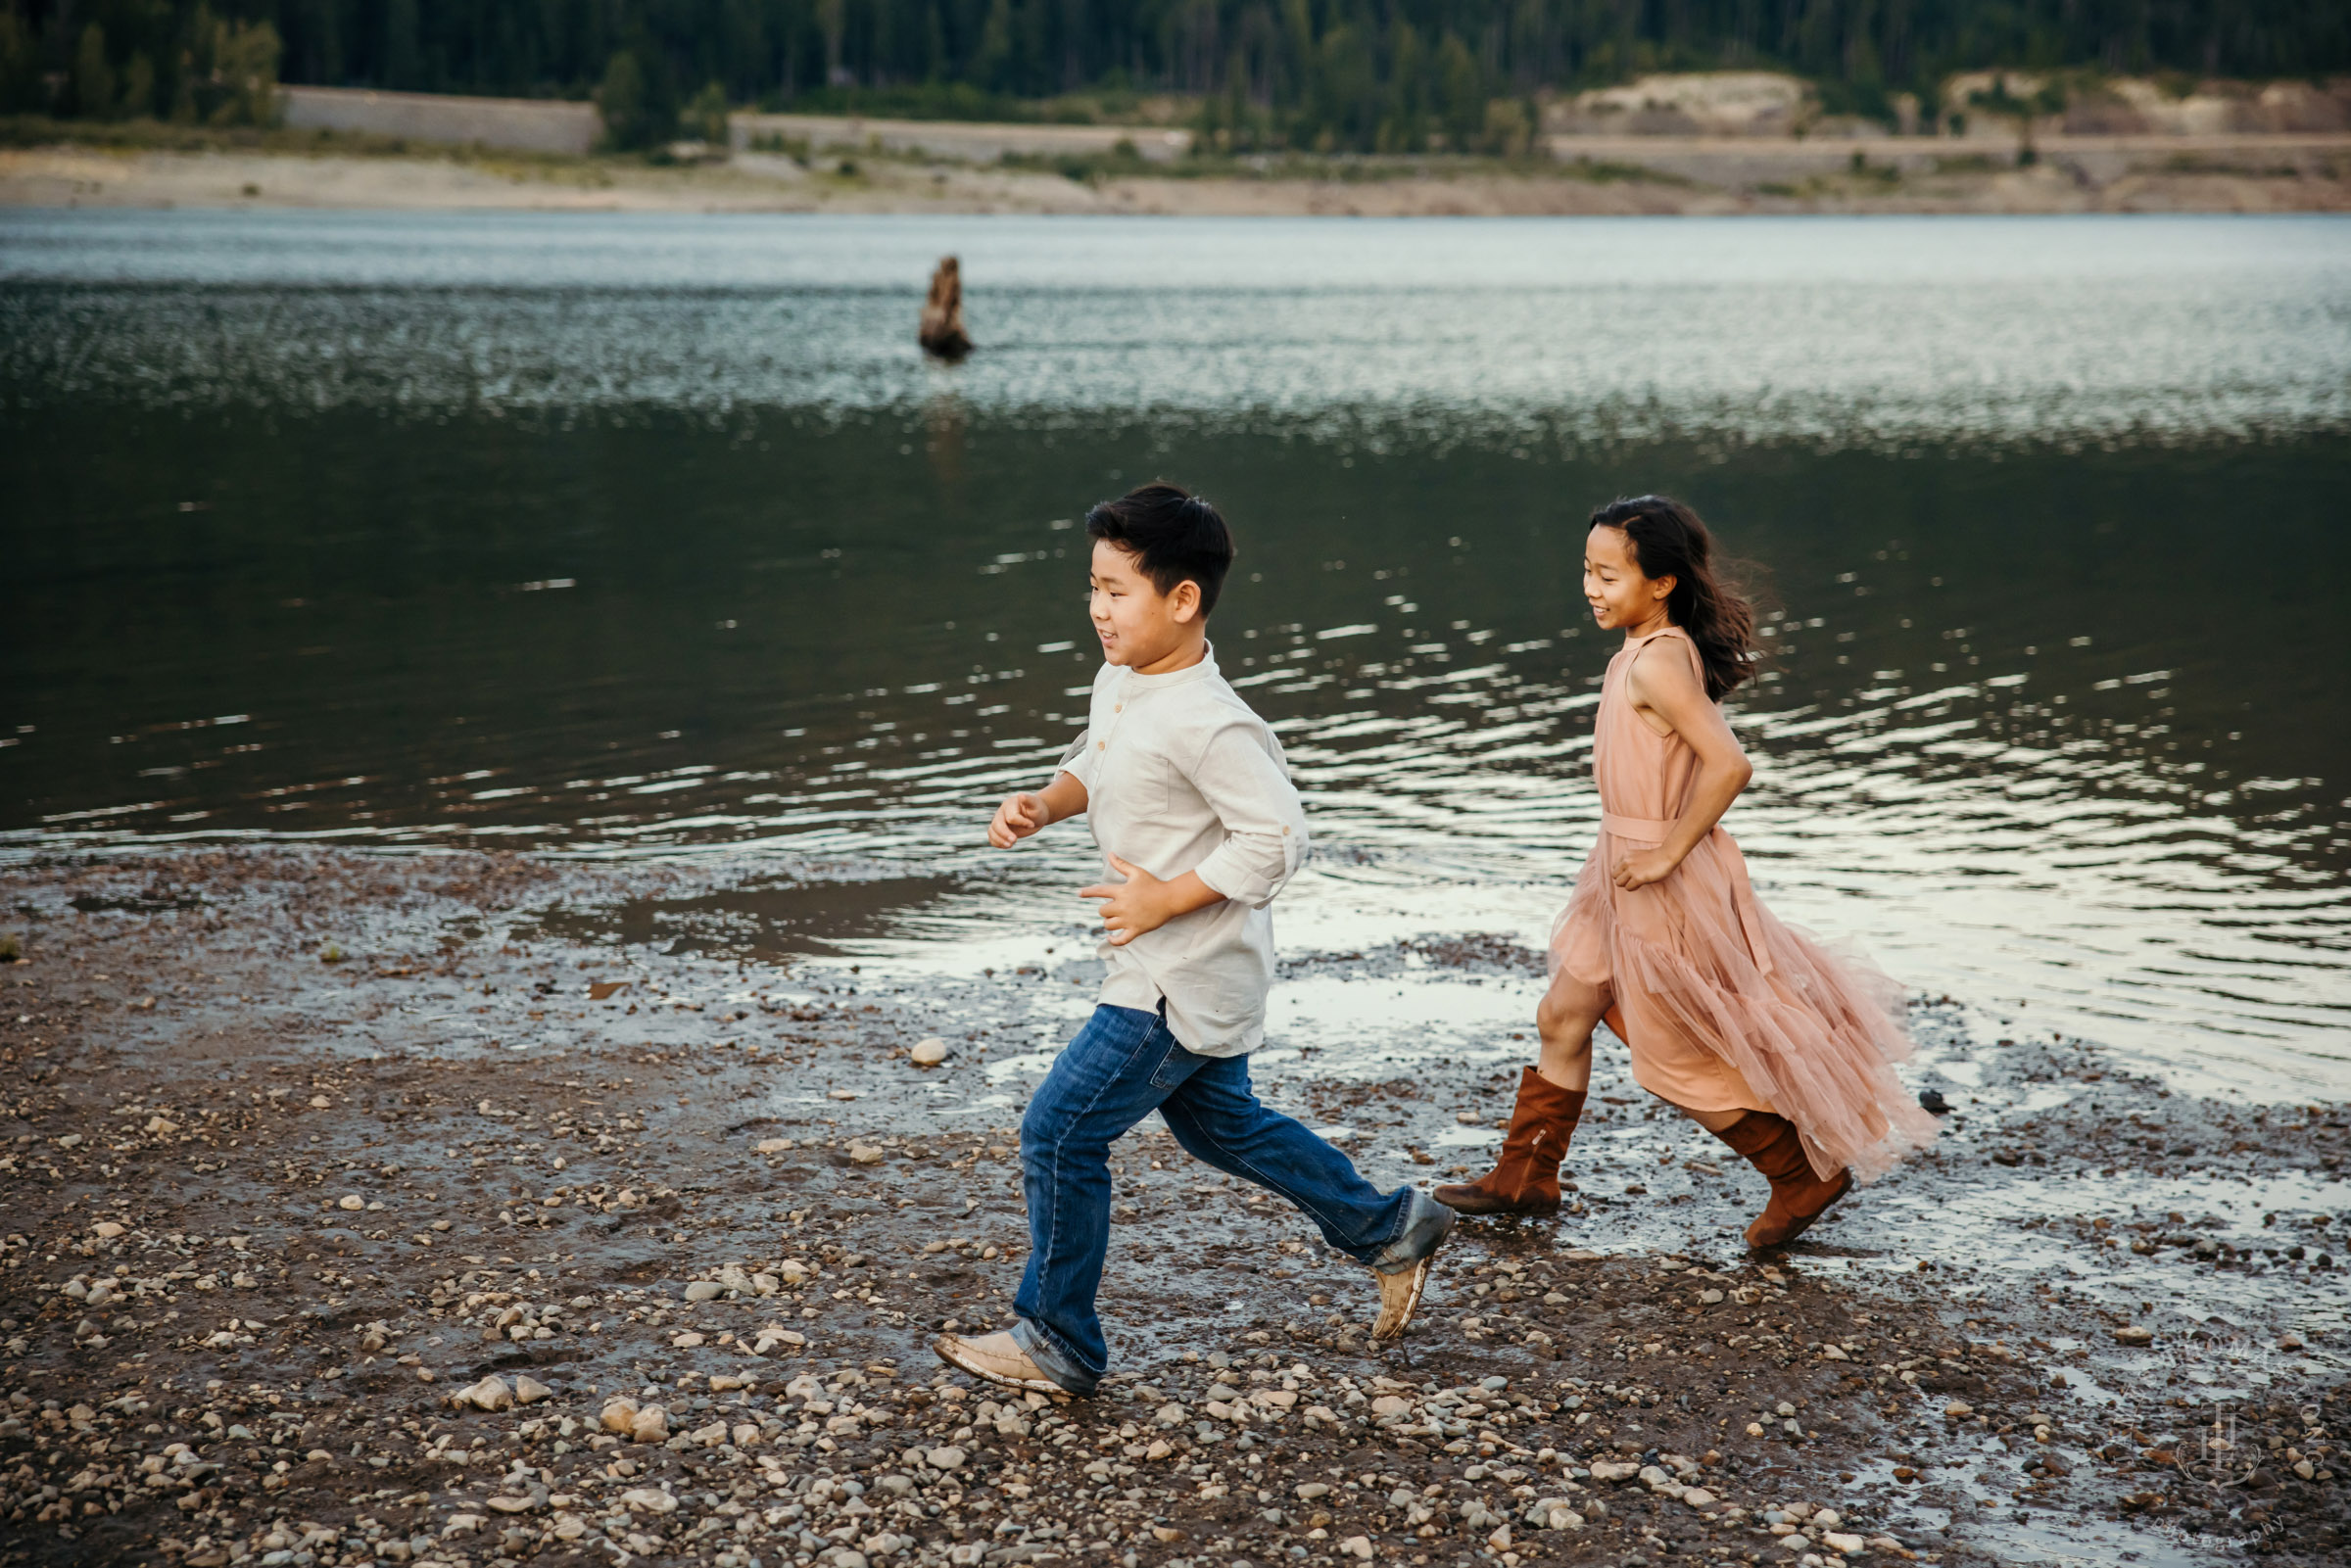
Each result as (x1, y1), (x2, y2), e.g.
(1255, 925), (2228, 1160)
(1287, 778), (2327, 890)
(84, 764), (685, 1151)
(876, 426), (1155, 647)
(919, 256), (972, 360)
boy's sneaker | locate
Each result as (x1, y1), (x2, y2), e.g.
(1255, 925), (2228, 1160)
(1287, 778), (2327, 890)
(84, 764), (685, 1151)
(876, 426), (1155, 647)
(1369, 1188), (1455, 1340)
(934, 1325), (1098, 1396)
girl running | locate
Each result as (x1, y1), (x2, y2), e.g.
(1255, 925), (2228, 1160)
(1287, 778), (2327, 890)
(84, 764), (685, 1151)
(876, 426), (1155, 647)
(1437, 496), (1939, 1247)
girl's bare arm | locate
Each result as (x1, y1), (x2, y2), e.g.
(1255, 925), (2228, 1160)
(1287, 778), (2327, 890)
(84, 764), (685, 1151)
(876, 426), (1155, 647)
(1616, 648), (1753, 888)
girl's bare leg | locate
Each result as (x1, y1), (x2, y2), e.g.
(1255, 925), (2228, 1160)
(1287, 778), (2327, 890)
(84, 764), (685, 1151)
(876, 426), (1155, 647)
(1533, 970), (1607, 1091)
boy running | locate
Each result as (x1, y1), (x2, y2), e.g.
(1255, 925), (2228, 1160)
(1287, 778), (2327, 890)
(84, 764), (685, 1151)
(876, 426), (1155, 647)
(933, 482), (1453, 1396)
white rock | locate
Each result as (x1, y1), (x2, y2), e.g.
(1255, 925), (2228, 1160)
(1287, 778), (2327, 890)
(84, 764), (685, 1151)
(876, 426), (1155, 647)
(629, 1404), (670, 1443)
(848, 1143), (887, 1164)
(1588, 1460), (1639, 1483)
(1822, 1532), (1865, 1555)
(338, 1195), (365, 1212)
(1155, 1402), (1187, 1426)
(755, 1137), (793, 1154)
(622, 1487), (678, 1514)
(1814, 1509), (1843, 1528)
(925, 1446), (967, 1471)
(600, 1397), (639, 1434)
(911, 1037), (949, 1067)
(1943, 1401), (1974, 1419)
(1683, 1488), (1716, 1509)
(684, 1280), (724, 1302)
(1371, 1396), (1412, 1418)
(1339, 1537), (1373, 1560)
(513, 1375), (552, 1405)
(452, 1376), (513, 1412)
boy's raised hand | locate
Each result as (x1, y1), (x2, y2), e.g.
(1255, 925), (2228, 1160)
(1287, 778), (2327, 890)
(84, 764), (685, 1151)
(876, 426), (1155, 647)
(988, 791), (1050, 849)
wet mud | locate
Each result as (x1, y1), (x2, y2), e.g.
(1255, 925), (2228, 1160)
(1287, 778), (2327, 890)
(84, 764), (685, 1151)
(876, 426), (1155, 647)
(0, 849), (2344, 1568)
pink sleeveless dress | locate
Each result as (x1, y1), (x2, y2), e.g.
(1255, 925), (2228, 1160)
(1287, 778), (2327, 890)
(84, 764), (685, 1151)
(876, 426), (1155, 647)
(1551, 627), (1939, 1182)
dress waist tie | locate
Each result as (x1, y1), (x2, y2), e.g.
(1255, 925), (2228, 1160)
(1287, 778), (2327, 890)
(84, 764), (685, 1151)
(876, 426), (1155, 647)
(1601, 812), (1775, 977)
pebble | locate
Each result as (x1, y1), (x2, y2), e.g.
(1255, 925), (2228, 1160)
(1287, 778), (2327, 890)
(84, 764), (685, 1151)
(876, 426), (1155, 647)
(513, 1374), (552, 1404)
(452, 1375), (513, 1412)
(910, 1036), (949, 1067)
(91, 1221), (124, 1239)
(684, 1280), (725, 1302)
(756, 1137), (793, 1154)
(849, 1142), (887, 1164)
(630, 1404), (671, 1443)
(1943, 1402), (1973, 1419)
(1822, 1532), (1865, 1555)
(622, 1487), (678, 1514)
(600, 1397), (640, 1434)
(925, 1446), (967, 1471)
(338, 1194), (365, 1211)
(1339, 1537), (1373, 1560)
(2114, 1325), (2154, 1347)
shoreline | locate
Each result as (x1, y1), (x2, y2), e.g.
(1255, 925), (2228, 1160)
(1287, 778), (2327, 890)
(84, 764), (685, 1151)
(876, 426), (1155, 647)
(0, 846), (2343, 1567)
(5, 131), (2348, 215)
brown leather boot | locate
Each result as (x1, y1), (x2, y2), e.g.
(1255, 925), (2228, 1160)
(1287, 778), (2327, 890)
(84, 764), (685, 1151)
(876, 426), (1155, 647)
(1432, 1068), (1586, 1216)
(1711, 1112), (1852, 1248)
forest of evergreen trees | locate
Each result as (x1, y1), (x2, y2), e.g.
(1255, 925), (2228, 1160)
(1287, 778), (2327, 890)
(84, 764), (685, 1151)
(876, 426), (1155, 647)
(4, 1), (2345, 151)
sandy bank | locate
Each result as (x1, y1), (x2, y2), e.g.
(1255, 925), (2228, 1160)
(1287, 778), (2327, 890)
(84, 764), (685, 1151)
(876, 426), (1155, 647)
(4, 134), (2347, 215)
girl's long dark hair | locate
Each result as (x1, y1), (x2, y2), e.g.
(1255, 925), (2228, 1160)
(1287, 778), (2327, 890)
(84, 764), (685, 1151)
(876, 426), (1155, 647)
(1590, 495), (1759, 702)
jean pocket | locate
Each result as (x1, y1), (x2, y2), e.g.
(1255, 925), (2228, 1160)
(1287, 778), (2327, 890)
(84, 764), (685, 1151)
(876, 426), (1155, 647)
(1146, 1040), (1196, 1091)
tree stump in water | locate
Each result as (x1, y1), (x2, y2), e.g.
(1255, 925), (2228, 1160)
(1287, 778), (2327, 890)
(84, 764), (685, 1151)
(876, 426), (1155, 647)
(919, 256), (972, 360)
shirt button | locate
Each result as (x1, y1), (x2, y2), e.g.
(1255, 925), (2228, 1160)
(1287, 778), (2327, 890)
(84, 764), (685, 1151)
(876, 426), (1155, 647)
(1115, 703), (1123, 712)
(1281, 826), (1292, 835)
(1097, 741), (1106, 751)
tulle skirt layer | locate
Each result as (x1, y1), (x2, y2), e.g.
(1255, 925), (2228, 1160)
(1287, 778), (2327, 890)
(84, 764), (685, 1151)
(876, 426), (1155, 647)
(1551, 826), (1940, 1183)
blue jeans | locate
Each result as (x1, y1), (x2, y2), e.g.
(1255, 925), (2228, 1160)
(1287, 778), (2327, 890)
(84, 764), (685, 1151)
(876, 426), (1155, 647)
(1011, 1002), (1415, 1392)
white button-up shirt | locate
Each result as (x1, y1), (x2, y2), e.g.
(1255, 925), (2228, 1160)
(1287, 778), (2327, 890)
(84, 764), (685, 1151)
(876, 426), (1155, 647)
(1056, 647), (1309, 1056)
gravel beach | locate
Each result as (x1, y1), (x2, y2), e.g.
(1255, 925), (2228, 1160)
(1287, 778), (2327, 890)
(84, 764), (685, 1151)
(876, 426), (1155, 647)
(0, 849), (2343, 1568)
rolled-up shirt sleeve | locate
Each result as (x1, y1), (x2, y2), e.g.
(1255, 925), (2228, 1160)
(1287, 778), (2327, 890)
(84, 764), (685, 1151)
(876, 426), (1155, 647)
(1055, 726), (1096, 790)
(1188, 720), (1310, 909)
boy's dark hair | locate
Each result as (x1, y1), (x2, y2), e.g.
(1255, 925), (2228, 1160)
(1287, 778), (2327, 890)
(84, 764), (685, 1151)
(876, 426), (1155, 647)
(1084, 481), (1235, 616)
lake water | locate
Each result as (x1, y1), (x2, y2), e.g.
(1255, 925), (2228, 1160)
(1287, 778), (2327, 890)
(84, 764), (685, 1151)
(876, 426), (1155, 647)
(5, 211), (2348, 1098)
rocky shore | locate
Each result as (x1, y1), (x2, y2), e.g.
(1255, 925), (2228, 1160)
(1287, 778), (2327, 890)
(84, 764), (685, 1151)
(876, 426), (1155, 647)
(0, 848), (2343, 1568)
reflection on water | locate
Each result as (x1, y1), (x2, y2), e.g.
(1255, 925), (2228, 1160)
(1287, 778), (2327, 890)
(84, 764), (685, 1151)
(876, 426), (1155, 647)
(3, 212), (2347, 1097)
